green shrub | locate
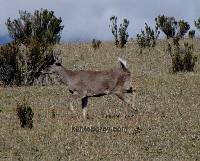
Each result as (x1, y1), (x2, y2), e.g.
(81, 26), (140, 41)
(137, 23), (160, 48)
(0, 40), (62, 85)
(118, 18), (129, 48)
(0, 9), (63, 86)
(0, 106), (3, 113)
(51, 108), (56, 119)
(92, 38), (102, 50)
(194, 17), (200, 30)
(172, 36), (180, 46)
(155, 15), (190, 38)
(167, 39), (197, 73)
(17, 99), (34, 129)
(155, 15), (177, 38)
(188, 30), (195, 38)
(177, 20), (190, 38)
(0, 42), (19, 85)
(6, 8), (64, 46)
(109, 16), (118, 46)
(109, 16), (129, 48)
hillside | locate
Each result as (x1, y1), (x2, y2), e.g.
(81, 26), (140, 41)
(0, 39), (200, 160)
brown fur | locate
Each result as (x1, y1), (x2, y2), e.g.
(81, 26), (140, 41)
(45, 58), (136, 118)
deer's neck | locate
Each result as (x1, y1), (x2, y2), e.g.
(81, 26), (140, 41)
(55, 66), (73, 85)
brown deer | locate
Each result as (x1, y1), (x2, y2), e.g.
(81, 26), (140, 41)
(44, 56), (136, 119)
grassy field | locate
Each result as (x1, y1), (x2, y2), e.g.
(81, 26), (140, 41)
(0, 39), (200, 161)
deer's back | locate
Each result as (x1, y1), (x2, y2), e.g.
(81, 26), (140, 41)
(66, 68), (129, 95)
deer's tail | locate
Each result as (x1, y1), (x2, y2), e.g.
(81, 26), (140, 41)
(118, 57), (128, 70)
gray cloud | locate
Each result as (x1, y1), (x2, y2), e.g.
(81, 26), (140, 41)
(0, 0), (199, 42)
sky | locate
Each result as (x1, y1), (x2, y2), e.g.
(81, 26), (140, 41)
(0, 0), (199, 43)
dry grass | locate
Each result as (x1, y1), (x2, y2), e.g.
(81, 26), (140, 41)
(0, 39), (200, 161)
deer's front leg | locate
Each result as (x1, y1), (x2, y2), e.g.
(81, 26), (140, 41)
(69, 90), (89, 119)
(69, 91), (83, 112)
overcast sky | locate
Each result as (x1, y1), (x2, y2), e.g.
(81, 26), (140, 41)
(0, 0), (199, 43)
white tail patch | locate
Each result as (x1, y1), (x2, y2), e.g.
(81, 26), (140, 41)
(118, 57), (128, 69)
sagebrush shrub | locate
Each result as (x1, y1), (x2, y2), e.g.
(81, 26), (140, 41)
(109, 16), (129, 48)
(118, 18), (129, 48)
(155, 15), (177, 38)
(6, 9), (64, 46)
(92, 39), (102, 50)
(194, 17), (200, 30)
(137, 23), (160, 48)
(155, 15), (190, 38)
(0, 42), (19, 85)
(0, 9), (63, 86)
(17, 100), (34, 129)
(0, 40), (62, 85)
(188, 30), (195, 38)
(172, 36), (180, 46)
(110, 16), (118, 46)
(177, 20), (190, 38)
(167, 38), (197, 73)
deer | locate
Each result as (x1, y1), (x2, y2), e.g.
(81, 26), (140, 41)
(43, 55), (137, 119)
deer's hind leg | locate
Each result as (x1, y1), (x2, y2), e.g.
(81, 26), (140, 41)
(81, 96), (89, 119)
(115, 91), (137, 117)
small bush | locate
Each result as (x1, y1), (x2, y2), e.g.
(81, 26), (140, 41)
(109, 16), (118, 46)
(0, 9), (63, 86)
(118, 18), (129, 48)
(177, 20), (190, 38)
(109, 16), (129, 48)
(17, 100), (34, 129)
(188, 30), (195, 38)
(155, 15), (177, 38)
(0, 41), (62, 85)
(92, 39), (102, 50)
(172, 36), (180, 46)
(155, 15), (190, 38)
(0, 42), (19, 85)
(137, 23), (160, 48)
(194, 17), (200, 30)
(0, 106), (3, 113)
(6, 9), (64, 46)
(167, 38), (197, 73)
(51, 108), (56, 119)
